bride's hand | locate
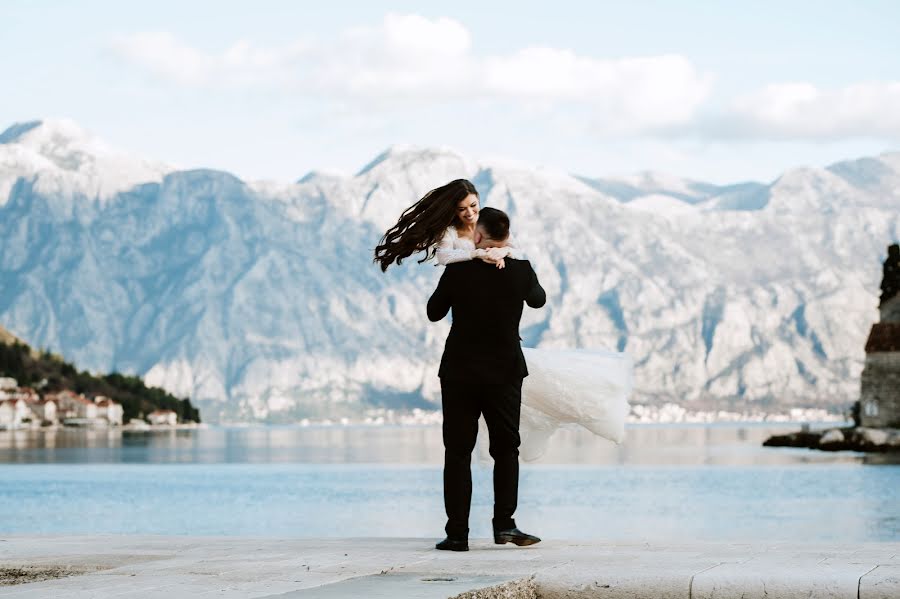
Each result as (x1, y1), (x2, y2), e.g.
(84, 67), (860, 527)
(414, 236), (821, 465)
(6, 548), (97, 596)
(473, 248), (506, 269)
(485, 247), (509, 268)
(484, 247), (510, 262)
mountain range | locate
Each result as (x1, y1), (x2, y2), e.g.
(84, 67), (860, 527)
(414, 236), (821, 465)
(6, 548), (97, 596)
(1, 118), (898, 421)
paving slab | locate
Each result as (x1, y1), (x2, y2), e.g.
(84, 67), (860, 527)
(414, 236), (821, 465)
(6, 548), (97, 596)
(860, 564), (900, 599)
(263, 572), (535, 598)
(0, 536), (897, 598)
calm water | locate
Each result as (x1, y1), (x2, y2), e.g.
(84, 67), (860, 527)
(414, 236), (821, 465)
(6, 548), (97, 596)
(1, 423), (898, 542)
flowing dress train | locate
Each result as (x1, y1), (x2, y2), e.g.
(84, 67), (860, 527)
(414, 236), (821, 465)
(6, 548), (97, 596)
(436, 226), (633, 461)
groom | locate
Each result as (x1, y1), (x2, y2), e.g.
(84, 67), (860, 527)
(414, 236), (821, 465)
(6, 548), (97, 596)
(427, 207), (546, 551)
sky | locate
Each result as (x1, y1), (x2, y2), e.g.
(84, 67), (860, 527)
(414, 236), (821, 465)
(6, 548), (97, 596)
(2, 0), (899, 184)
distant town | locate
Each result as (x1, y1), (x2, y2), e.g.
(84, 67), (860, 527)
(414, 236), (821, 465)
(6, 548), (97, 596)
(253, 405), (846, 428)
(0, 376), (192, 430)
(2, 371), (846, 431)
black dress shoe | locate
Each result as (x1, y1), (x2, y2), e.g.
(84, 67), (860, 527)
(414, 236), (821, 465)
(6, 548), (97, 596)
(435, 537), (469, 551)
(493, 527), (541, 546)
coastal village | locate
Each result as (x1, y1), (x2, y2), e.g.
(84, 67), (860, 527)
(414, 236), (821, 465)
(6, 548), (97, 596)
(0, 376), (180, 430)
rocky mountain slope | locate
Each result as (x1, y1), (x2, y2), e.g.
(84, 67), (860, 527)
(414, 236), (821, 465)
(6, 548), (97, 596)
(1, 119), (898, 421)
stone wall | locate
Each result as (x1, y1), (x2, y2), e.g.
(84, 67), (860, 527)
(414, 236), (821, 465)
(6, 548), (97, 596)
(881, 295), (900, 323)
(860, 351), (900, 428)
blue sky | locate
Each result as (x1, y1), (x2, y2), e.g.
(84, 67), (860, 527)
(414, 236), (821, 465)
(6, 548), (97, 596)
(2, 0), (899, 183)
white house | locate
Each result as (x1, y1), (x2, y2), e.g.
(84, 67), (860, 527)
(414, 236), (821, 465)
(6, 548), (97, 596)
(52, 391), (99, 420)
(147, 409), (177, 426)
(29, 399), (57, 424)
(94, 396), (124, 426)
(12, 387), (39, 403)
(0, 377), (19, 401)
(47, 391), (74, 417)
(0, 400), (17, 428)
(75, 396), (98, 419)
(0, 398), (30, 428)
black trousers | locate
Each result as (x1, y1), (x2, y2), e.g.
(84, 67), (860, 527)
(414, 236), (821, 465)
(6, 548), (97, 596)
(440, 378), (522, 538)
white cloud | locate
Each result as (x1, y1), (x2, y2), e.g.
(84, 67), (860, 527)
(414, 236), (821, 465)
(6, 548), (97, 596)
(102, 16), (900, 143)
(109, 31), (309, 87)
(109, 14), (711, 133)
(482, 50), (711, 132)
(111, 32), (213, 85)
(311, 14), (476, 99)
(721, 81), (900, 139)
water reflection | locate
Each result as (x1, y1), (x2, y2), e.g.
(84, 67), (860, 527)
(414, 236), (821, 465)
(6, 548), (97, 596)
(1, 422), (892, 465)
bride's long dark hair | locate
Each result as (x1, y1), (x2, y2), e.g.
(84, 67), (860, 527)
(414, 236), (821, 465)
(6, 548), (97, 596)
(374, 178), (478, 272)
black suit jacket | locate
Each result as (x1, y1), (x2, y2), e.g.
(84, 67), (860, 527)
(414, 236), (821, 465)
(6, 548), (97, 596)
(427, 258), (546, 384)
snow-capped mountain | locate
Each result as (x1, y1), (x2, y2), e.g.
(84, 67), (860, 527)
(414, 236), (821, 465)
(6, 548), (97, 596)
(1, 119), (898, 421)
(0, 119), (170, 213)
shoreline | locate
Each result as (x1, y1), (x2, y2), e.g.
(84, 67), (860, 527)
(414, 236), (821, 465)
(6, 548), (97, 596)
(0, 422), (206, 432)
(0, 418), (850, 432)
(214, 404), (848, 428)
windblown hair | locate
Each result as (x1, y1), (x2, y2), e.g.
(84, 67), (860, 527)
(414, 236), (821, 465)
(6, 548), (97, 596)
(475, 207), (510, 241)
(374, 179), (478, 272)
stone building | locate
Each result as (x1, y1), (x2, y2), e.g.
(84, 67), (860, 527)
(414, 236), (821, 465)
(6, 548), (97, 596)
(860, 243), (900, 428)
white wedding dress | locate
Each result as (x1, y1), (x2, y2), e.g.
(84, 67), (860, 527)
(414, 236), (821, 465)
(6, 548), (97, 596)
(435, 226), (633, 462)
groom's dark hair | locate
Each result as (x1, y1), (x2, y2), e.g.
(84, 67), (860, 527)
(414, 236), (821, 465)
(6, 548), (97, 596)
(477, 207), (510, 241)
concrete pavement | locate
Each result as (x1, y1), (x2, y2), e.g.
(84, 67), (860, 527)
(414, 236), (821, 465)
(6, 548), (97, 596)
(0, 535), (897, 598)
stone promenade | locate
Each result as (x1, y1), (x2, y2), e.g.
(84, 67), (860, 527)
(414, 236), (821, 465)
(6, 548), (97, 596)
(0, 535), (897, 598)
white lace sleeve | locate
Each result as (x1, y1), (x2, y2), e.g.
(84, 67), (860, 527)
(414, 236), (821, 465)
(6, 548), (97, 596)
(435, 228), (476, 265)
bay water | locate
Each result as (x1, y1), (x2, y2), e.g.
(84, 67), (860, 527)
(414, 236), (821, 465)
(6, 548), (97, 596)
(1, 423), (897, 542)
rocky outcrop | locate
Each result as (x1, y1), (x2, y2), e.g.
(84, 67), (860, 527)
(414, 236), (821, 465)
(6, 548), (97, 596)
(764, 426), (900, 452)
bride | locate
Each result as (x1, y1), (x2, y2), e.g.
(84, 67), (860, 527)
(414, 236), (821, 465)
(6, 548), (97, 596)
(374, 178), (632, 460)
